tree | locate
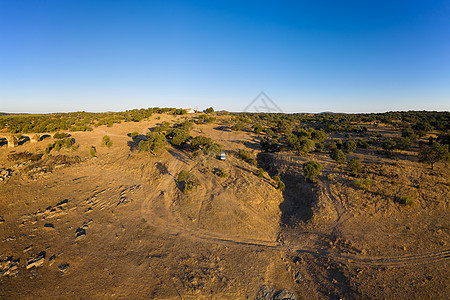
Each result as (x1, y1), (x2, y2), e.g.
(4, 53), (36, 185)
(205, 107), (214, 114)
(418, 142), (450, 169)
(344, 141), (356, 153)
(138, 132), (168, 155)
(331, 149), (346, 163)
(303, 161), (322, 181)
(273, 176), (285, 191)
(89, 146), (96, 157)
(347, 158), (361, 175)
(168, 129), (190, 146)
(102, 135), (113, 148)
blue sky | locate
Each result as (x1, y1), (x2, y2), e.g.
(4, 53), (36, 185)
(0, 0), (449, 113)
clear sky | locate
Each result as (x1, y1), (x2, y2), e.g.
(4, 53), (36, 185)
(0, 0), (449, 113)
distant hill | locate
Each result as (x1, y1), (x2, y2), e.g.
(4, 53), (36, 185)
(0, 112), (10, 116)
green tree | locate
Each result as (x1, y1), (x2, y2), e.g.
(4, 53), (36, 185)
(102, 135), (113, 148)
(303, 161), (322, 181)
(138, 132), (168, 155)
(344, 141), (357, 153)
(205, 107), (214, 114)
(348, 158), (361, 175)
(418, 142), (450, 169)
(168, 129), (190, 146)
(176, 170), (190, 182)
(331, 149), (346, 163)
(89, 146), (96, 157)
(256, 168), (264, 178)
(273, 176), (285, 191)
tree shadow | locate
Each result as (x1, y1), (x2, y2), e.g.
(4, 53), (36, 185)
(18, 136), (30, 145)
(127, 134), (147, 151)
(257, 152), (315, 227)
(0, 138), (7, 147)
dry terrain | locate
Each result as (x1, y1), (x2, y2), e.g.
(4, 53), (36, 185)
(0, 113), (449, 299)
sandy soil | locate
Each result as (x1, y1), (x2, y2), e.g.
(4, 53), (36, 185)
(0, 114), (449, 299)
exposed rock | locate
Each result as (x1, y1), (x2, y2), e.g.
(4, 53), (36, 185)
(49, 255), (56, 266)
(26, 251), (46, 269)
(256, 286), (296, 300)
(75, 227), (86, 240)
(58, 263), (69, 275)
(23, 245), (33, 253)
(0, 256), (20, 277)
(44, 223), (55, 229)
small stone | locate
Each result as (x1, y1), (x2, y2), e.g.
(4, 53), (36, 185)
(44, 223), (54, 229)
(49, 255), (56, 266)
(26, 251), (46, 269)
(58, 263), (69, 275)
(23, 245), (33, 253)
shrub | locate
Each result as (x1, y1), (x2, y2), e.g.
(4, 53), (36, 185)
(303, 161), (322, 181)
(130, 131), (139, 138)
(396, 196), (414, 206)
(205, 107), (214, 114)
(53, 132), (69, 139)
(344, 141), (357, 153)
(294, 139), (315, 155)
(138, 132), (167, 154)
(331, 149), (346, 163)
(183, 180), (195, 193)
(314, 142), (324, 152)
(354, 178), (372, 189)
(257, 168), (264, 178)
(348, 158), (361, 175)
(190, 135), (212, 150)
(89, 146), (96, 157)
(252, 124), (263, 134)
(215, 168), (228, 178)
(102, 135), (113, 148)
(168, 129), (190, 146)
(238, 149), (256, 165)
(231, 123), (245, 131)
(273, 176), (285, 191)
(64, 138), (74, 148)
(176, 170), (190, 182)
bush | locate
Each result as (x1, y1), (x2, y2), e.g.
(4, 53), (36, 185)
(396, 195), (414, 206)
(273, 176), (285, 191)
(168, 129), (190, 146)
(102, 135), (113, 148)
(183, 181), (195, 193)
(303, 161), (322, 181)
(257, 168), (264, 178)
(53, 132), (69, 139)
(138, 132), (167, 154)
(238, 149), (256, 165)
(344, 141), (356, 153)
(205, 107), (214, 114)
(89, 146), (96, 157)
(215, 168), (228, 178)
(231, 123), (245, 131)
(190, 135), (212, 150)
(348, 158), (361, 175)
(176, 170), (190, 182)
(130, 131), (139, 138)
(331, 149), (346, 163)
(252, 124), (263, 134)
(354, 178), (372, 189)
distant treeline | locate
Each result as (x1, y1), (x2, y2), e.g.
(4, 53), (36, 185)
(0, 107), (188, 133)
